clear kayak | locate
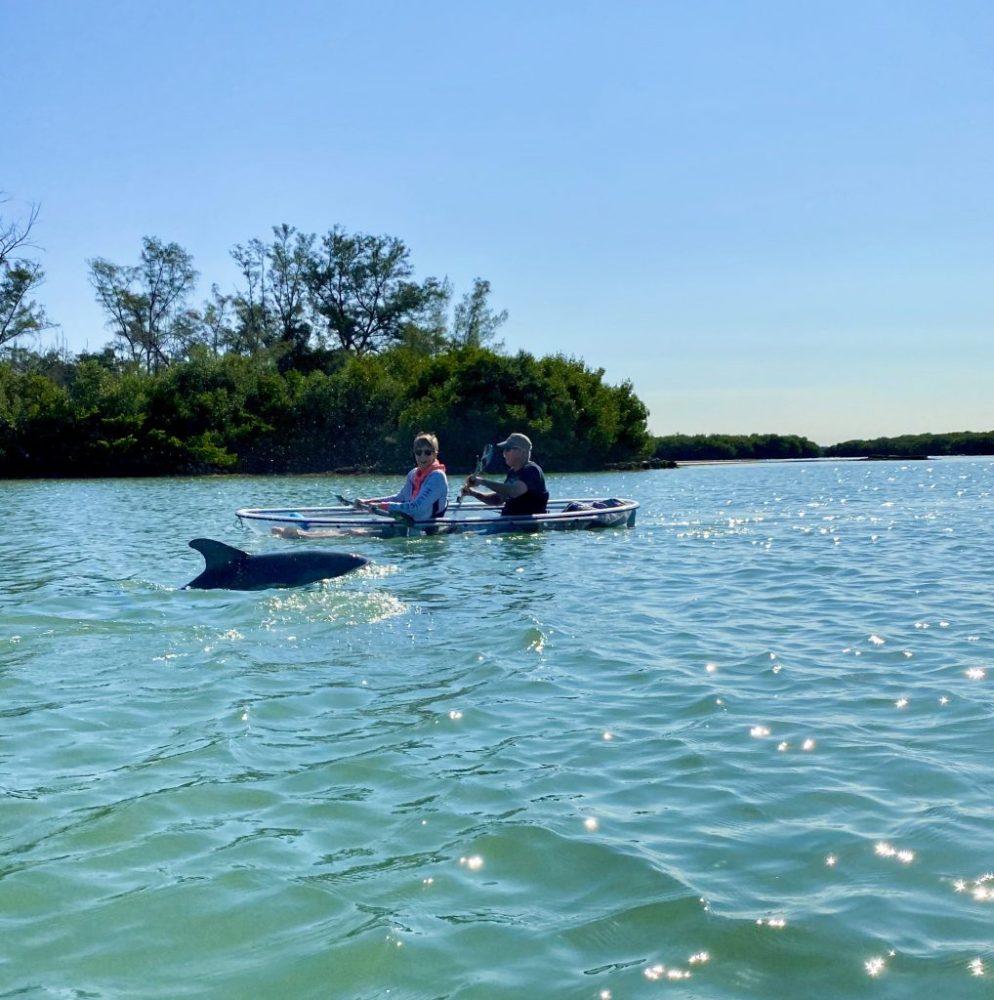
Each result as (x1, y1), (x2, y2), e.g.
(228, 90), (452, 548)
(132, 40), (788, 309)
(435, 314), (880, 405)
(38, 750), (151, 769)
(236, 498), (639, 539)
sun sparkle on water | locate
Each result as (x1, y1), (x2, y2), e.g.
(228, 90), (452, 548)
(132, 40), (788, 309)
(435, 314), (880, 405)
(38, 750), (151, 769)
(6, 460), (994, 996)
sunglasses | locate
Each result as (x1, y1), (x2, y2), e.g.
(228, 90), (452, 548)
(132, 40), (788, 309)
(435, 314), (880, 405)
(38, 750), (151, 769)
(414, 448), (435, 455)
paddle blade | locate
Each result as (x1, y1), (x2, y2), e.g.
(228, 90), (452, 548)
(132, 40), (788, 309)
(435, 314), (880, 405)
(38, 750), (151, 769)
(481, 444), (507, 474)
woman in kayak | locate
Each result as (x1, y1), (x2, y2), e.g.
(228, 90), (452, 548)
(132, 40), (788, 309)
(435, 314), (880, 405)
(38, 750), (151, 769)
(270, 432), (448, 539)
(357, 431), (449, 521)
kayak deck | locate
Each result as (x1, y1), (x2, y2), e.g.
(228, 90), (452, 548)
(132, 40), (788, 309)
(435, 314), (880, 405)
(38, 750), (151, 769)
(236, 498), (639, 538)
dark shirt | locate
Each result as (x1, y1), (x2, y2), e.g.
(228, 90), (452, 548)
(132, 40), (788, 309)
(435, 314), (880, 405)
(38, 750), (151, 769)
(501, 461), (549, 516)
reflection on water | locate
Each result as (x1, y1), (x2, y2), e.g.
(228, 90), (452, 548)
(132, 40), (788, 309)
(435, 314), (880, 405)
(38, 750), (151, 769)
(1, 461), (994, 997)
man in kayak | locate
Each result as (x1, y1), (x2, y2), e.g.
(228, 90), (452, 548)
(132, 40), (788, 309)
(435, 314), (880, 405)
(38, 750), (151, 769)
(460, 432), (549, 515)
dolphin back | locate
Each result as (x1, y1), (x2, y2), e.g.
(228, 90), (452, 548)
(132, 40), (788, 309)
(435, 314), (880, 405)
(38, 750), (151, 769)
(184, 538), (368, 590)
(189, 538), (249, 570)
(184, 538), (250, 589)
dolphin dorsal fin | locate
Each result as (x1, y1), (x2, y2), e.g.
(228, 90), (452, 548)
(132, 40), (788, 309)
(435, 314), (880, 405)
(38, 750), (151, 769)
(189, 538), (249, 570)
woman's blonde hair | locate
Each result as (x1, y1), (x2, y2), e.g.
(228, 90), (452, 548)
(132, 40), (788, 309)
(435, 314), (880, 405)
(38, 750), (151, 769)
(413, 431), (439, 454)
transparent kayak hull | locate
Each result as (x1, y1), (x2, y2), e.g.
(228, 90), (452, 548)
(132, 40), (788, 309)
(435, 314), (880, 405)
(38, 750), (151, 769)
(236, 498), (639, 538)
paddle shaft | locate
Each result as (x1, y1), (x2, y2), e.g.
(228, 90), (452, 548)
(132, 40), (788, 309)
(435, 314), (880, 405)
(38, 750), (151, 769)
(458, 444), (494, 507)
(336, 492), (414, 526)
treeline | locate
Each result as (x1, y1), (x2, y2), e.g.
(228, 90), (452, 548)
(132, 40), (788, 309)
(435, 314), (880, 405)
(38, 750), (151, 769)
(0, 345), (651, 477)
(3, 210), (514, 365)
(824, 431), (994, 458)
(652, 433), (822, 461)
(5, 203), (992, 475)
(0, 207), (650, 477)
(652, 431), (994, 462)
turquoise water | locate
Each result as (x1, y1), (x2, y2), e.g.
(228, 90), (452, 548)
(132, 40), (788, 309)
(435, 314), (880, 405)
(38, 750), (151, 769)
(2, 459), (993, 999)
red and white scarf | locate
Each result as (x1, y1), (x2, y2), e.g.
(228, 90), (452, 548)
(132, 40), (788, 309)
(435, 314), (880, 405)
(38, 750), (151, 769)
(411, 459), (446, 498)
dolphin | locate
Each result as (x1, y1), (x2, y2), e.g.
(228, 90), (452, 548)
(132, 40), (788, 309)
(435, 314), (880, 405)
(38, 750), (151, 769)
(183, 538), (369, 590)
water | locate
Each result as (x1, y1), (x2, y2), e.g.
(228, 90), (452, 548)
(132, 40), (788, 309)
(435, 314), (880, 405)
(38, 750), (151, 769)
(2, 459), (993, 998)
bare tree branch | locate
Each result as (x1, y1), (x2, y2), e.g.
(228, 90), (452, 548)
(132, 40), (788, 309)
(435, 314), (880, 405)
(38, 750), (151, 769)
(0, 196), (51, 347)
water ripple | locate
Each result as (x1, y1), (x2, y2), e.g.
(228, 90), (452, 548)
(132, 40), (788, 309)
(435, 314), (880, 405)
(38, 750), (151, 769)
(2, 462), (994, 996)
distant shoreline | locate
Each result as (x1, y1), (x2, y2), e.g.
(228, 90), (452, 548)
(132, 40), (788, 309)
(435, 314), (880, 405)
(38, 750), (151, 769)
(673, 454), (936, 467)
(649, 431), (994, 465)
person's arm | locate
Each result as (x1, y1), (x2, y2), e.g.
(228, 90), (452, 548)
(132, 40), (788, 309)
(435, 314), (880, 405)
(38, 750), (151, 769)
(358, 473), (413, 507)
(461, 481), (503, 505)
(463, 474), (527, 501)
(358, 492), (401, 505)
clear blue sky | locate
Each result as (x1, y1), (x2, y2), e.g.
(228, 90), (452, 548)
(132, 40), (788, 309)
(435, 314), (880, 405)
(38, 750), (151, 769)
(5, 0), (993, 444)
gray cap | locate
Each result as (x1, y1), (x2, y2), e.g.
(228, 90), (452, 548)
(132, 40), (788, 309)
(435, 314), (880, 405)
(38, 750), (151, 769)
(496, 432), (532, 451)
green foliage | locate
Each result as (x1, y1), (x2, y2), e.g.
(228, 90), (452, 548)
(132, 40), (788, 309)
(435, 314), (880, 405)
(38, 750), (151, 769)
(229, 226), (314, 362)
(223, 224), (462, 365)
(306, 228), (449, 355)
(652, 431), (994, 462)
(824, 432), (994, 458)
(88, 237), (199, 374)
(0, 345), (652, 478)
(9, 338), (993, 480)
(245, 354), (401, 473)
(0, 213), (648, 478)
(0, 368), (73, 474)
(450, 278), (507, 349)
(652, 433), (823, 462)
(1, 261), (50, 347)
(36, 210), (976, 477)
(0, 200), (51, 348)
(394, 347), (650, 471)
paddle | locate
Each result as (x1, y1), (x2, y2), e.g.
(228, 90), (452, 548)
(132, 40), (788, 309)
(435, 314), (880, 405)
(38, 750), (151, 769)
(334, 492), (415, 526)
(457, 443), (495, 508)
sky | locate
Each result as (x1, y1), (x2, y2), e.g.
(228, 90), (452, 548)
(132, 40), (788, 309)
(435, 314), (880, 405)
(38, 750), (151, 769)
(4, 0), (993, 445)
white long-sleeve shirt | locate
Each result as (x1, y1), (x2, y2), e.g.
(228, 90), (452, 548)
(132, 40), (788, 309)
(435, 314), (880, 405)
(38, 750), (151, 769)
(367, 467), (449, 520)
